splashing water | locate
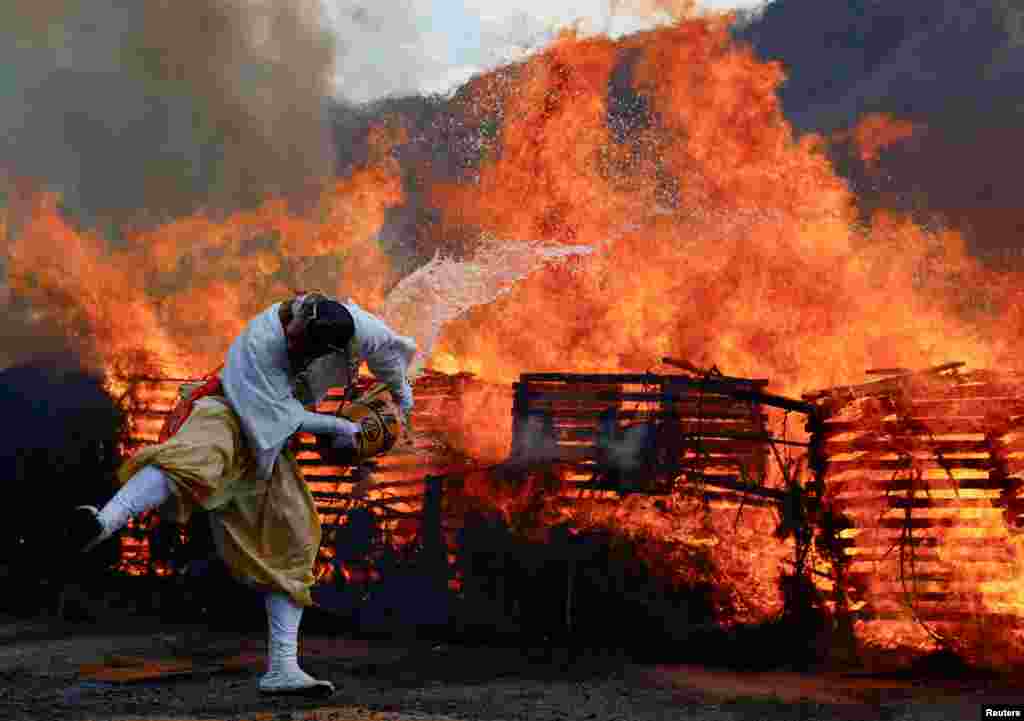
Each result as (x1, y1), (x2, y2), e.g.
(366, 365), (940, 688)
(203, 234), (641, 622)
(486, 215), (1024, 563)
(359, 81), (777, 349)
(379, 236), (593, 379)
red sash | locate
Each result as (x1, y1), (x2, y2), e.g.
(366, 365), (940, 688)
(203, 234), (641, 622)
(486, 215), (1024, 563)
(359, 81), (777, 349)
(158, 368), (224, 443)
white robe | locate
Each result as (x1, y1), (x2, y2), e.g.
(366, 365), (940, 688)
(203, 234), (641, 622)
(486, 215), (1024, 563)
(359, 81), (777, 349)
(220, 300), (417, 480)
(346, 299), (417, 414)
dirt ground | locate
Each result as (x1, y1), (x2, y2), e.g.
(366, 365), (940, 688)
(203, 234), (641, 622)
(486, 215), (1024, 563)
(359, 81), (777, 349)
(4, 610), (1024, 721)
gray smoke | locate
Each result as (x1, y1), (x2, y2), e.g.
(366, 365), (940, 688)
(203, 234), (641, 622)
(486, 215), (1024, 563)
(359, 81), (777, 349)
(0, 1), (336, 225)
(325, 2), (551, 103)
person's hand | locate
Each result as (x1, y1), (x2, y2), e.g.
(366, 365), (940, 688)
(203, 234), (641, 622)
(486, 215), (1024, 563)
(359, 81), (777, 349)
(330, 418), (361, 450)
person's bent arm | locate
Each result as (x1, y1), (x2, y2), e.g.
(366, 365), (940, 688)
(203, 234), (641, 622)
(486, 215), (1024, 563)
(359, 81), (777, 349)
(347, 303), (417, 418)
(298, 410), (360, 444)
(364, 337), (417, 417)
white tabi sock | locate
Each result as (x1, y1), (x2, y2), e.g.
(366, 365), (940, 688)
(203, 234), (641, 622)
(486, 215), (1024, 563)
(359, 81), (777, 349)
(96, 465), (173, 540)
(260, 592), (334, 693)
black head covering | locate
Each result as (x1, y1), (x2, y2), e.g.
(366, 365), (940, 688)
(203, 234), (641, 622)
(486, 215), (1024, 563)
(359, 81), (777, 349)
(305, 299), (355, 356)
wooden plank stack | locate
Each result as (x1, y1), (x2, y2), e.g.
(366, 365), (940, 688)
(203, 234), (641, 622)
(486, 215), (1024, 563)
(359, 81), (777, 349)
(509, 372), (771, 497)
(808, 366), (1024, 625)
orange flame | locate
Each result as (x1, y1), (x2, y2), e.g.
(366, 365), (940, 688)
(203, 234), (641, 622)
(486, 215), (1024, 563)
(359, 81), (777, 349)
(428, 23), (1008, 402)
(840, 112), (918, 168)
(5, 126), (405, 377)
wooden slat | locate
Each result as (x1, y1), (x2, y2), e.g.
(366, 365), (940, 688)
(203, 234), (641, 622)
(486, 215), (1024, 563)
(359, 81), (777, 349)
(548, 444), (599, 462)
(521, 390), (668, 401)
(849, 591), (1018, 602)
(544, 407), (759, 423)
(825, 457), (997, 473)
(519, 372), (768, 389)
(844, 552), (1012, 564)
(861, 517), (1006, 530)
(309, 487), (425, 503)
(520, 386), (758, 401)
(676, 488), (781, 508)
(309, 479), (428, 496)
(521, 394), (758, 412)
(836, 538), (1012, 554)
(823, 430), (989, 442)
(295, 458), (351, 469)
(822, 419), (994, 435)
(901, 383), (1024, 400)
(825, 476), (1006, 493)
(824, 438), (994, 454)
(543, 443), (765, 470)
(905, 397), (1024, 415)
(844, 571), (1002, 582)
(862, 539), (1012, 554)
(319, 510), (419, 528)
(303, 471), (445, 487)
(832, 497), (1006, 510)
(994, 440), (1024, 453)
(675, 473), (787, 501)
(850, 610), (1024, 623)
(315, 494), (424, 513)
(803, 362), (965, 402)
(362, 508), (422, 520)
(125, 409), (174, 420)
(553, 429), (771, 454)
(853, 534), (1013, 553)
(537, 414), (765, 433)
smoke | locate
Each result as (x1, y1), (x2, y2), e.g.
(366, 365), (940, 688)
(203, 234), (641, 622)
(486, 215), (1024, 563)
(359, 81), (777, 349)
(323, 0), (705, 105)
(0, 1), (717, 372)
(0, 0), (335, 225)
(326, 0), (442, 103)
(0, 298), (93, 371)
(736, 0), (1024, 260)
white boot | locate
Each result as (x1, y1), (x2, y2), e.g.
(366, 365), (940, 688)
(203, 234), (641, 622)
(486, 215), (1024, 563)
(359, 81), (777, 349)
(258, 592), (334, 695)
(73, 466), (173, 552)
(96, 465), (173, 539)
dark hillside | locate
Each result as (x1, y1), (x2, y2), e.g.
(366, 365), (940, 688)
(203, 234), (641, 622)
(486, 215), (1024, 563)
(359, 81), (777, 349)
(737, 1), (1024, 258)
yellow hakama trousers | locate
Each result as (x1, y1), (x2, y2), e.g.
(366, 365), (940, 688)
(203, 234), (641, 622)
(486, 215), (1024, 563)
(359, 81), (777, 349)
(118, 396), (320, 607)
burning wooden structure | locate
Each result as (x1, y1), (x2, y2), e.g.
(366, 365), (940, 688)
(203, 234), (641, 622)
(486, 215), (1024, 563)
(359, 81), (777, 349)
(113, 363), (804, 631)
(804, 363), (1024, 637)
(509, 368), (774, 500)
(506, 361), (1024, 644)
(112, 359), (1024, 649)
(115, 363), (808, 618)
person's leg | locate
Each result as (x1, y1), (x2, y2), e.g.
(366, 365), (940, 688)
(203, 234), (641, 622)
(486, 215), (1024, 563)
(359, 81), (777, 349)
(259, 591), (334, 695)
(69, 465), (173, 551)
